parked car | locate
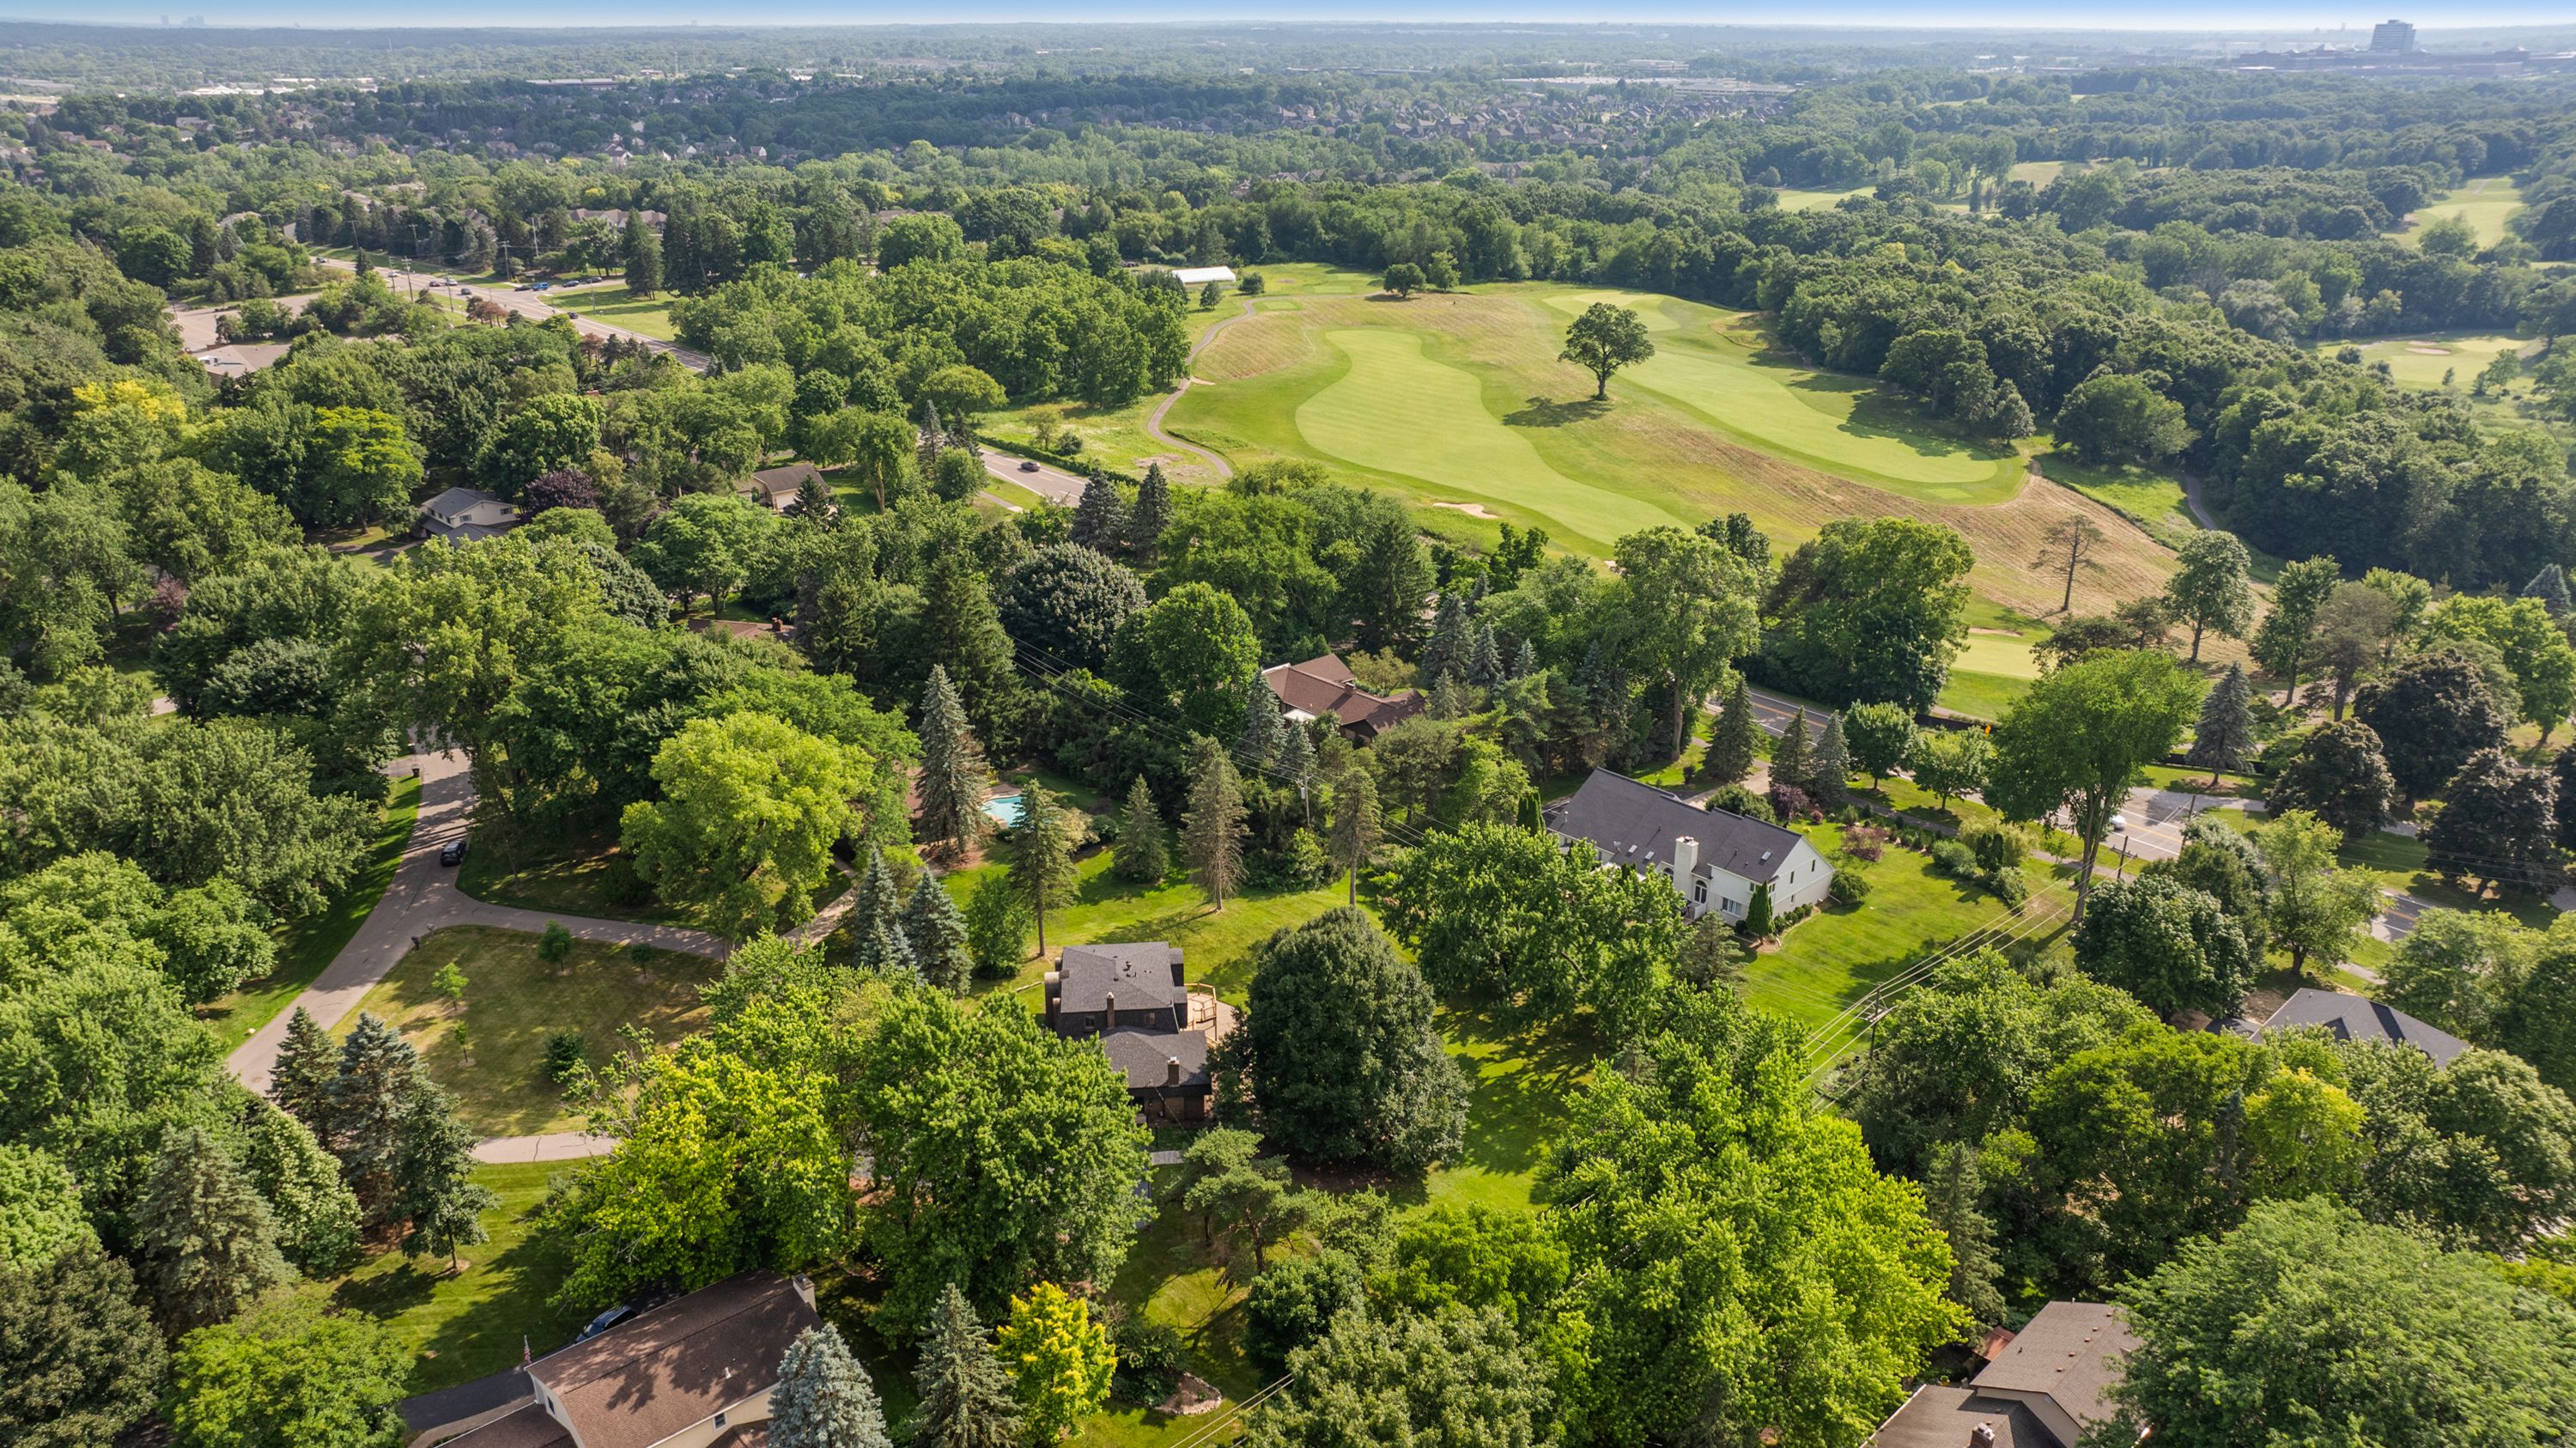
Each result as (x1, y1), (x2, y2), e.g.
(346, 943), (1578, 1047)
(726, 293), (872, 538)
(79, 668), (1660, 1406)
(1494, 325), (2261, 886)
(440, 837), (469, 867)
(1019, 459), (1040, 472)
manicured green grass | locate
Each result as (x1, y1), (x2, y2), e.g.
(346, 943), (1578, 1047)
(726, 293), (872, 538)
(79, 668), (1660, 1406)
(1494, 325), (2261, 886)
(2042, 455), (2196, 542)
(1425, 1007), (1591, 1212)
(1774, 186), (1871, 211)
(547, 283), (677, 339)
(2401, 175), (2524, 247)
(1744, 824), (2079, 1037)
(343, 925), (720, 1135)
(199, 773), (422, 1049)
(457, 830), (695, 926)
(322, 1161), (588, 1395)
(2318, 332), (2530, 392)
(1936, 669), (2032, 721)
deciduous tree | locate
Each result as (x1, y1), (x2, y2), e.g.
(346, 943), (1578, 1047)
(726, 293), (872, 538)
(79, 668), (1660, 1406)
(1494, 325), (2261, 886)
(2071, 873), (2254, 1019)
(2267, 718), (2397, 837)
(1558, 301), (1656, 400)
(1986, 648), (2202, 921)
(2355, 646), (2512, 800)
(166, 1298), (410, 1448)
(2426, 747), (2561, 893)
(0, 1240), (164, 1448)
(997, 1282), (1115, 1443)
(2255, 809), (2381, 978)
(1763, 516), (1973, 713)
(2163, 531), (2257, 662)
(621, 712), (869, 936)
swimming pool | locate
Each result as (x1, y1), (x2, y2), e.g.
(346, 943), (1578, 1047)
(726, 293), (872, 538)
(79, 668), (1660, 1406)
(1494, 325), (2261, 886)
(982, 794), (1024, 828)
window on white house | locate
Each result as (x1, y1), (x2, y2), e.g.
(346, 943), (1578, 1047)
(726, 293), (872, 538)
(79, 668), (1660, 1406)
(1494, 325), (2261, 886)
(1692, 879), (1708, 904)
(1722, 897), (1743, 916)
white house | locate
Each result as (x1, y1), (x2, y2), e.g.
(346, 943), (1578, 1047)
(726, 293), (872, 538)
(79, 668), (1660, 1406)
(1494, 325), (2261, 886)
(418, 485), (523, 542)
(1546, 770), (1834, 922)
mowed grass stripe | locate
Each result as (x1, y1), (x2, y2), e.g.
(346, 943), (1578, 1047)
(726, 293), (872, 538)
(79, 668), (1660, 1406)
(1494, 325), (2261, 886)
(1296, 328), (1683, 545)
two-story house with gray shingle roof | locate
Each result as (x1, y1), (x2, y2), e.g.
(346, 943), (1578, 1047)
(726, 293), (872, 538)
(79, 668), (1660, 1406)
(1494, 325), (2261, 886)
(1045, 942), (1211, 1123)
(1546, 769), (1833, 922)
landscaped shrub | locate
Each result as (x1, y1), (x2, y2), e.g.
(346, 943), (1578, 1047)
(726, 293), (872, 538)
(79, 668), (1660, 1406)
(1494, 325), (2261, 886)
(1984, 866), (2031, 908)
(1109, 1313), (1188, 1402)
(1242, 1250), (1364, 1379)
(544, 1031), (586, 1085)
(1768, 783), (1817, 822)
(1828, 867), (1873, 905)
(1930, 840), (1978, 877)
(1706, 785), (1776, 824)
(1960, 819), (2030, 873)
(538, 921), (574, 964)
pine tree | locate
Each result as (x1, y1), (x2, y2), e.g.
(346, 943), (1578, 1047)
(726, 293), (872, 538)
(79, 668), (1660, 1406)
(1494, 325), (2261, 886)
(1810, 711), (1852, 810)
(1275, 721), (1314, 784)
(2188, 661), (2257, 784)
(1183, 739), (1249, 910)
(1236, 693), (1284, 771)
(1330, 768), (1382, 905)
(1114, 776), (1170, 885)
(911, 1282), (1024, 1448)
(901, 876), (975, 995)
(794, 472), (836, 528)
(328, 1013), (422, 1222)
(396, 1081), (496, 1273)
(1429, 672), (1472, 721)
(1770, 709), (1814, 795)
(2525, 563), (2573, 618)
(1420, 594), (1471, 685)
(1466, 620), (1504, 689)
(851, 849), (915, 973)
(914, 666), (996, 864)
(918, 399), (946, 473)
(1069, 477), (1128, 552)
(1010, 782), (1078, 956)
(1508, 637), (1539, 681)
(1127, 463), (1173, 562)
(622, 210), (662, 296)
(1925, 1142), (2006, 1330)
(1742, 881), (1776, 939)
(270, 1007), (337, 1135)
(772, 1323), (894, 1448)
(136, 1127), (288, 1334)
(1700, 675), (1758, 786)
(918, 557), (1018, 734)
(1674, 913), (1743, 989)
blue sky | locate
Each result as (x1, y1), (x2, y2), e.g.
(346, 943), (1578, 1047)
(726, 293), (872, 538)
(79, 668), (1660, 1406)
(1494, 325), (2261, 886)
(9, 3), (2567, 28)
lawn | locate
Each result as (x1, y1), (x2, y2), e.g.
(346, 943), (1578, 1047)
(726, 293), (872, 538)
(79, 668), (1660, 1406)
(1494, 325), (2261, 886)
(2040, 454), (2197, 544)
(1743, 824), (2079, 1040)
(1936, 669), (2032, 722)
(1774, 185), (1871, 211)
(343, 925), (721, 1136)
(198, 772), (423, 1049)
(2320, 332), (2531, 392)
(1166, 271), (2169, 618)
(2401, 175), (2525, 248)
(323, 1161), (589, 1395)
(550, 284), (678, 339)
(458, 830), (696, 927)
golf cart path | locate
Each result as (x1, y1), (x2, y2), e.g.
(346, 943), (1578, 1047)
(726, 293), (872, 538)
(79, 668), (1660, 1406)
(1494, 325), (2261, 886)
(1140, 296), (1258, 481)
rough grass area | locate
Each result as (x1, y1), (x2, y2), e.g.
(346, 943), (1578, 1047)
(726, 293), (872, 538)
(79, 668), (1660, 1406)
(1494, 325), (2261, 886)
(199, 772), (422, 1049)
(1774, 186), (1870, 211)
(2041, 455), (2196, 544)
(344, 925), (720, 1135)
(1167, 272), (2171, 617)
(322, 1161), (585, 1395)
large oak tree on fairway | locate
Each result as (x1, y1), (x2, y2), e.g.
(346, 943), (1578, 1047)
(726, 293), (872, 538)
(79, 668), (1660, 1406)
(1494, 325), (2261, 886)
(1985, 648), (2202, 922)
(1558, 301), (1655, 400)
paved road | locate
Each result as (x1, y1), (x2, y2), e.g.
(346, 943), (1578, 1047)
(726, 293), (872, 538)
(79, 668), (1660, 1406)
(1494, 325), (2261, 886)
(315, 259), (714, 371)
(981, 451), (1089, 506)
(2180, 472), (2221, 528)
(1139, 297), (1259, 482)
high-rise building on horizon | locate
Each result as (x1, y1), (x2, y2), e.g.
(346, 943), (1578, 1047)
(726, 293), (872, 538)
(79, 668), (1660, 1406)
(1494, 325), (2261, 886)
(2371, 19), (2417, 52)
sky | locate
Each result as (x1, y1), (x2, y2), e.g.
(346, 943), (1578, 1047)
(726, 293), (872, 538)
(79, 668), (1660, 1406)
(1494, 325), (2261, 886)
(4, 3), (2567, 29)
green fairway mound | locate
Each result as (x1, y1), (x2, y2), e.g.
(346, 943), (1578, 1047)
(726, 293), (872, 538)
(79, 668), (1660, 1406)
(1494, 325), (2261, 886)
(2317, 332), (2529, 391)
(1541, 289), (1681, 332)
(1297, 327), (1684, 541)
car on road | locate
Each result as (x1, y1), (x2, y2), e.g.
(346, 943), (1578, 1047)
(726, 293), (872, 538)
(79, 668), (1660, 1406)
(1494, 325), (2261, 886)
(2109, 813), (2129, 833)
(439, 837), (469, 867)
(1019, 459), (1041, 472)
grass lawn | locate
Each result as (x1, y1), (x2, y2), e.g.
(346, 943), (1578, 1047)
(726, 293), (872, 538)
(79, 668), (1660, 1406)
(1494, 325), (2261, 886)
(2399, 175), (2525, 247)
(343, 925), (720, 1136)
(1937, 670), (2031, 721)
(2317, 332), (2531, 392)
(550, 283), (677, 340)
(2041, 454), (2196, 544)
(1166, 271), (2168, 618)
(1425, 1006), (1592, 1212)
(1744, 824), (2079, 1039)
(1775, 186), (1871, 211)
(198, 773), (423, 1049)
(323, 1161), (589, 1395)
(458, 830), (696, 927)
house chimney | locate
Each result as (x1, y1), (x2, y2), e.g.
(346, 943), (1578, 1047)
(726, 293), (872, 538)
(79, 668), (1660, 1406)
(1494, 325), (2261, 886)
(1671, 835), (1698, 892)
(1165, 1057), (1182, 1087)
(1969, 1425), (1996, 1448)
(1103, 993), (1116, 1029)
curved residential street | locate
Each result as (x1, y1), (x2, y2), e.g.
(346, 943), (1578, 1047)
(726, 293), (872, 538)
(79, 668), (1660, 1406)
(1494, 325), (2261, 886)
(1139, 295), (1260, 481)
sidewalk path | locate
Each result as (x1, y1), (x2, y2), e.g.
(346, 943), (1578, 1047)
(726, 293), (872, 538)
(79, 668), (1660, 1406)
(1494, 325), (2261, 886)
(471, 1132), (617, 1165)
(226, 750), (730, 1097)
(1139, 297), (1258, 482)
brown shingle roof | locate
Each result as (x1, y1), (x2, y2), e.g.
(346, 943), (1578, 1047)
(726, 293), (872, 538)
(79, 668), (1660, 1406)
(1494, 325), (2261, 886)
(444, 1402), (574, 1448)
(526, 1272), (819, 1448)
(1261, 654), (1423, 736)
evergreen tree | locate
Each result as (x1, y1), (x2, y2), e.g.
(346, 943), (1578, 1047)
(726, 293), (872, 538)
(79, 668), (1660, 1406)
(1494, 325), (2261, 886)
(1508, 637), (1539, 681)
(1330, 768), (1383, 906)
(2524, 563), (2573, 618)
(1127, 463), (1173, 562)
(1276, 721), (1315, 784)
(1428, 672), (1471, 721)
(772, 1323), (894, 1448)
(1770, 709), (1814, 795)
(1924, 1142), (2005, 1331)
(902, 876), (975, 995)
(1069, 477), (1128, 552)
(1810, 711), (1853, 810)
(237, 1098), (361, 1275)
(1114, 776), (1170, 885)
(794, 472), (836, 528)
(327, 1013), (422, 1222)
(910, 1282), (1024, 1448)
(1236, 694), (1285, 772)
(2188, 661), (2257, 783)
(622, 211), (662, 295)
(136, 1127), (287, 1334)
(1466, 620), (1504, 689)
(1674, 912), (1742, 989)
(850, 849), (913, 972)
(269, 1007), (337, 1135)
(1742, 882), (1776, 938)
(1573, 636), (1631, 759)
(915, 557), (1017, 735)
(395, 1082), (495, 1272)
(917, 400), (945, 473)
(1184, 739), (1250, 910)
(1009, 782), (1078, 957)
(1420, 595), (1471, 685)
(915, 666), (996, 865)
(0, 1241), (167, 1446)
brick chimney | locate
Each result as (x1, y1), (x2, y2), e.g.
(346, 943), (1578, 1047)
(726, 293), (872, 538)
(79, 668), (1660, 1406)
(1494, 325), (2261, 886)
(1671, 835), (1698, 894)
(1165, 1056), (1182, 1087)
(1103, 992), (1116, 1030)
(1969, 1424), (1996, 1448)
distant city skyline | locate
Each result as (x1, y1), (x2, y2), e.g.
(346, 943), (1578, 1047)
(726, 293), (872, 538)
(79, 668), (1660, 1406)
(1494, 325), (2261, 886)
(2, 5), (2567, 33)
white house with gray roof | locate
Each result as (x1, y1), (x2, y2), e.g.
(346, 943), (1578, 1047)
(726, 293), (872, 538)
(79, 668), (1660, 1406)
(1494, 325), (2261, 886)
(1546, 770), (1833, 922)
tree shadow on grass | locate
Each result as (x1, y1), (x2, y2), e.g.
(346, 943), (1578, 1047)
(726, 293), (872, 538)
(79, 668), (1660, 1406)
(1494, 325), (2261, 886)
(1504, 395), (1610, 429)
(1437, 1002), (1600, 1190)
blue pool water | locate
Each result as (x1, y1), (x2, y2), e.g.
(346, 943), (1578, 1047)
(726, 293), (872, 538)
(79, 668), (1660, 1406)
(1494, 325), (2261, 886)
(982, 794), (1024, 827)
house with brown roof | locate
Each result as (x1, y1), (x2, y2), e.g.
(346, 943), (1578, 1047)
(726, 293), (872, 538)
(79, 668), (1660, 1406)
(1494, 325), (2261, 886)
(398, 1272), (820, 1448)
(1260, 652), (1424, 741)
(1867, 1300), (2138, 1448)
(1045, 942), (1212, 1123)
(738, 462), (824, 513)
